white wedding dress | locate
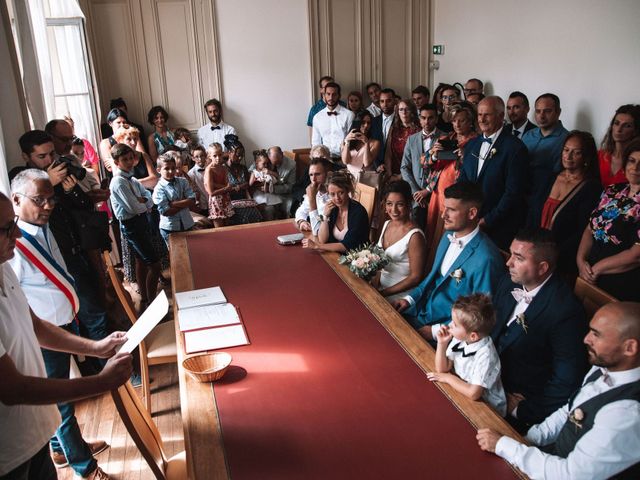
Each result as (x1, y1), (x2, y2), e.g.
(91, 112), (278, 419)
(377, 220), (425, 303)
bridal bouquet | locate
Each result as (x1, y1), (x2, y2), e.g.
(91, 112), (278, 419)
(339, 243), (389, 281)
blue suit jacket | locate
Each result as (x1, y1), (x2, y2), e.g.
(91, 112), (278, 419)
(491, 273), (588, 427)
(369, 115), (386, 168)
(458, 130), (529, 250)
(405, 229), (505, 328)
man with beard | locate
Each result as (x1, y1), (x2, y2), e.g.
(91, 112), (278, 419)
(197, 98), (238, 151)
(478, 301), (640, 480)
(311, 82), (354, 160)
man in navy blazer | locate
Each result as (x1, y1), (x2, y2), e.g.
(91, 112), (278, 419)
(400, 103), (442, 229)
(458, 96), (529, 250)
(491, 228), (588, 433)
(368, 88), (396, 168)
(393, 182), (505, 341)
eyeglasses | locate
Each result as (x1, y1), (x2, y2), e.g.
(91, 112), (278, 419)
(442, 95), (458, 101)
(0, 215), (19, 238)
(15, 193), (58, 207)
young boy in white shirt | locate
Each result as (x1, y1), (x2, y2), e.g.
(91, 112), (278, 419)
(427, 293), (507, 416)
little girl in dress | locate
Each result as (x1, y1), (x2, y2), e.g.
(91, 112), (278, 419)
(205, 143), (235, 227)
(250, 150), (282, 219)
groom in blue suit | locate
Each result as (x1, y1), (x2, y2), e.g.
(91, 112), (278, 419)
(458, 96), (529, 250)
(393, 182), (505, 341)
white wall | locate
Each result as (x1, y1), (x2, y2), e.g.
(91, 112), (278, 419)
(432, 0), (640, 142)
(215, 0), (312, 155)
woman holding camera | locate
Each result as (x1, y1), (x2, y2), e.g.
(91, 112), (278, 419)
(341, 110), (381, 179)
(424, 101), (478, 253)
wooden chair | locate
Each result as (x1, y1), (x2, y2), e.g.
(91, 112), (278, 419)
(574, 276), (618, 319)
(102, 251), (177, 412)
(111, 381), (187, 480)
(284, 147), (312, 180)
(354, 182), (378, 228)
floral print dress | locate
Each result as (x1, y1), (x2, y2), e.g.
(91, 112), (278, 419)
(588, 183), (640, 300)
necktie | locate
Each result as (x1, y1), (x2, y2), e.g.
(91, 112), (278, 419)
(327, 111), (338, 116)
(512, 129), (521, 138)
(511, 288), (532, 304)
(211, 125), (221, 131)
(447, 234), (463, 248)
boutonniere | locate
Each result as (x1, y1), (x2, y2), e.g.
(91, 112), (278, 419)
(450, 268), (464, 285)
(569, 408), (585, 432)
(515, 313), (528, 334)
(489, 147), (497, 158)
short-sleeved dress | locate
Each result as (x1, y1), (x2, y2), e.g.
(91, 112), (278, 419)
(208, 166), (235, 220)
(587, 183), (640, 300)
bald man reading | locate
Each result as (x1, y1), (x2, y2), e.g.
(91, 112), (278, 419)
(477, 302), (640, 479)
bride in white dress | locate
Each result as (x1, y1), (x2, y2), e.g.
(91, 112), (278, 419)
(375, 180), (427, 302)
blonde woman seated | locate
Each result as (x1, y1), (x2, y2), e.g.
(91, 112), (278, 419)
(373, 180), (426, 302)
(302, 170), (369, 252)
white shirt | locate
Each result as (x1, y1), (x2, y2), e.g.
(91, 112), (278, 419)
(510, 120), (531, 139)
(382, 112), (395, 142)
(0, 263), (60, 475)
(187, 164), (209, 209)
(367, 103), (381, 117)
(446, 336), (507, 416)
(197, 121), (237, 151)
(495, 365), (640, 480)
(505, 274), (553, 328)
(440, 226), (480, 276)
(477, 126), (503, 175)
(295, 190), (330, 236)
(9, 220), (75, 326)
(311, 105), (355, 157)
(422, 128), (438, 153)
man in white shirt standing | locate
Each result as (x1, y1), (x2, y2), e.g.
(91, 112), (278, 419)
(8, 170), (128, 480)
(365, 82), (382, 117)
(478, 301), (640, 480)
(197, 98), (238, 151)
(311, 82), (354, 160)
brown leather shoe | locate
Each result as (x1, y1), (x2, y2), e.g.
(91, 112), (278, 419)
(74, 466), (110, 479)
(51, 441), (109, 469)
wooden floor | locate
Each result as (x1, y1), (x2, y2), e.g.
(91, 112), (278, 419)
(57, 363), (184, 480)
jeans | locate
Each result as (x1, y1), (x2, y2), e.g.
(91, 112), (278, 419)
(41, 323), (97, 477)
(0, 444), (56, 480)
(63, 251), (109, 369)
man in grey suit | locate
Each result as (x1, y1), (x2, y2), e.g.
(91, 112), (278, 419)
(401, 103), (442, 229)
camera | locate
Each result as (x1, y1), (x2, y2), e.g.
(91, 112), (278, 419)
(53, 155), (87, 181)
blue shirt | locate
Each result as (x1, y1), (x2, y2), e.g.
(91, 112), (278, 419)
(521, 121), (569, 198)
(110, 168), (153, 221)
(152, 177), (196, 232)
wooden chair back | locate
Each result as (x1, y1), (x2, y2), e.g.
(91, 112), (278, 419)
(354, 182), (378, 228)
(111, 382), (169, 479)
(284, 148), (312, 180)
(574, 276), (618, 319)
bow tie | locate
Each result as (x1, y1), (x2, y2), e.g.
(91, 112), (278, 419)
(327, 111), (338, 116)
(423, 132), (436, 139)
(197, 168), (205, 172)
(447, 234), (463, 248)
(511, 288), (532, 304)
(451, 342), (477, 357)
(211, 125), (221, 131)
(482, 136), (493, 144)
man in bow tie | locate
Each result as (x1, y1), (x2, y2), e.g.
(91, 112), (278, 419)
(197, 98), (238, 151)
(491, 227), (588, 433)
(401, 104), (442, 229)
(311, 82), (355, 160)
(458, 95), (529, 250)
(392, 181), (504, 342)
(478, 302), (640, 480)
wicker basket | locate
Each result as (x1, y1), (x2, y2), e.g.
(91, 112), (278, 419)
(182, 352), (232, 383)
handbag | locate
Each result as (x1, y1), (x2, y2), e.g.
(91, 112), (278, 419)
(357, 169), (384, 189)
(70, 208), (111, 251)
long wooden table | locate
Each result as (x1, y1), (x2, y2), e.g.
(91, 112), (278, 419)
(170, 220), (525, 479)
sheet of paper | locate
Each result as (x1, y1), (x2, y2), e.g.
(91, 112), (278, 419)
(178, 303), (240, 331)
(120, 290), (170, 354)
(174, 286), (227, 310)
(184, 324), (249, 353)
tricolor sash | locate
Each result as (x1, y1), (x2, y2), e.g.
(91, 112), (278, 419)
(15, 228), (80, 315)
